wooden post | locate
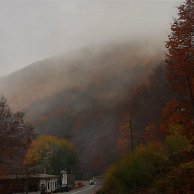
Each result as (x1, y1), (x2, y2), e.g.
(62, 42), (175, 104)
(25, 167), (28, 194)
(129, 110), (133, 152)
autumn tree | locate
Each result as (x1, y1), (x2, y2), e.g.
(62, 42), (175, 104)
(0, 96), (34, 176)
(160, 99), (194, 139)
(165, 0), (194, 117)
(24, 135), (78, 175)
(104, 142), (167, 194)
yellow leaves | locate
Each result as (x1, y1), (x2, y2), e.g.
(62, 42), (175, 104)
(24, 135), (75, 167)
(104, 142), (168, 193)
(164, 126), (192, 155)
(180, 161), (194, 169)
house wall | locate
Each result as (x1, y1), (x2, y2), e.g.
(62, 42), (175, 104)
(39, 177), (58, 193)
(0, 175), (59, 194)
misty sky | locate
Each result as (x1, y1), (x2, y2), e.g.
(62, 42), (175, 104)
(0, 0), (183, 77)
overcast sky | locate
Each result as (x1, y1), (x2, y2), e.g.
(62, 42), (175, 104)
(0, 0), (183, 77)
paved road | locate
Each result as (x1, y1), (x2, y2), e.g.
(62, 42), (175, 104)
(58, 181), (103, 194)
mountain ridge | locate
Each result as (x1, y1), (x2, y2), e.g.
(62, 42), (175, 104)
(0, 43), (168, 177)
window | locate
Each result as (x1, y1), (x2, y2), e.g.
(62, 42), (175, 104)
(40, 184), (46, 192)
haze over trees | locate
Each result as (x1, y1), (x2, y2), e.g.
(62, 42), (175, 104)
(0, 38), (187, 179)
(0, 0), (193, 191)
(0, 0), (192, 183)
(0, 43), (169, 176)
(0, 1), (193, 193)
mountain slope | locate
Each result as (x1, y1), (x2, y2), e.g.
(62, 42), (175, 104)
(0, 43), (167, 177)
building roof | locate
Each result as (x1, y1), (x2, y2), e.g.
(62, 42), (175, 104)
(0, 175), (25, 180)
(0, 174), (58, 180)
(30, 174), (58, 179)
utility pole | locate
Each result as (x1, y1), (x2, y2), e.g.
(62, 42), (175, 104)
(25, 167), (28, 194)
(128, 110), (133, 152)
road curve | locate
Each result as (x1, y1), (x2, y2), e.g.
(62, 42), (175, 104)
(58, 181), (103, 194)
(70, 185), (96, 194)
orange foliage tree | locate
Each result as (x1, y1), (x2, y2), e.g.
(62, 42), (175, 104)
(161, 99), (194, 138)
(165, 0), (194, 117)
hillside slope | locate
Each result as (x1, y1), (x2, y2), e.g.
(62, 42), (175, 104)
(0, 43), (170, 177)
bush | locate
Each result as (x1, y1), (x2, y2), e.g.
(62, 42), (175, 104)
(148, 161), (194, 194)
(104, 142), (167, 194)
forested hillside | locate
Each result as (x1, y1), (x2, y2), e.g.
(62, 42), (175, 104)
(0, 43), (172, 176)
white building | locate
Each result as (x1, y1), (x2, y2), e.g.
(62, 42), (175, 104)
(30, 174), (58, 193)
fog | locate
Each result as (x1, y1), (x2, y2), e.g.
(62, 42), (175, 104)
(0, 0), (183, 77)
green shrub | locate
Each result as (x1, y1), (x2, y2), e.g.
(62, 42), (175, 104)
(164, 125), (192, 156)
(104, 142), (167, 194)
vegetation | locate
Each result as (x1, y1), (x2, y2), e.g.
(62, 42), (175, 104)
(165, 0), (194, 137)
(24, 135), (78, 174)
(0, 44), (165, 176)
(101, 1), (194, 193)
(0, 96), (34, 176)
(104, 142), (167, 194)
(103, 125), (193, 194)
(0, 0), (193, 191)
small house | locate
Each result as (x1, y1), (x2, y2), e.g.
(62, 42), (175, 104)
(0, 174), (58, 194)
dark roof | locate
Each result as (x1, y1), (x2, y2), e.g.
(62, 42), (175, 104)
(0, 174), (58, 180)
(0, 175), (25, 180)
(30, 174), (58, 179)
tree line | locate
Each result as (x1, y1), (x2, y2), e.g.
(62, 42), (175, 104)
(0, 96), (78, 177)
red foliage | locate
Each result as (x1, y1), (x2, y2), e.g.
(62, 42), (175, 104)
(165, 0), (194, 115)
(160, 99), (194, 139)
